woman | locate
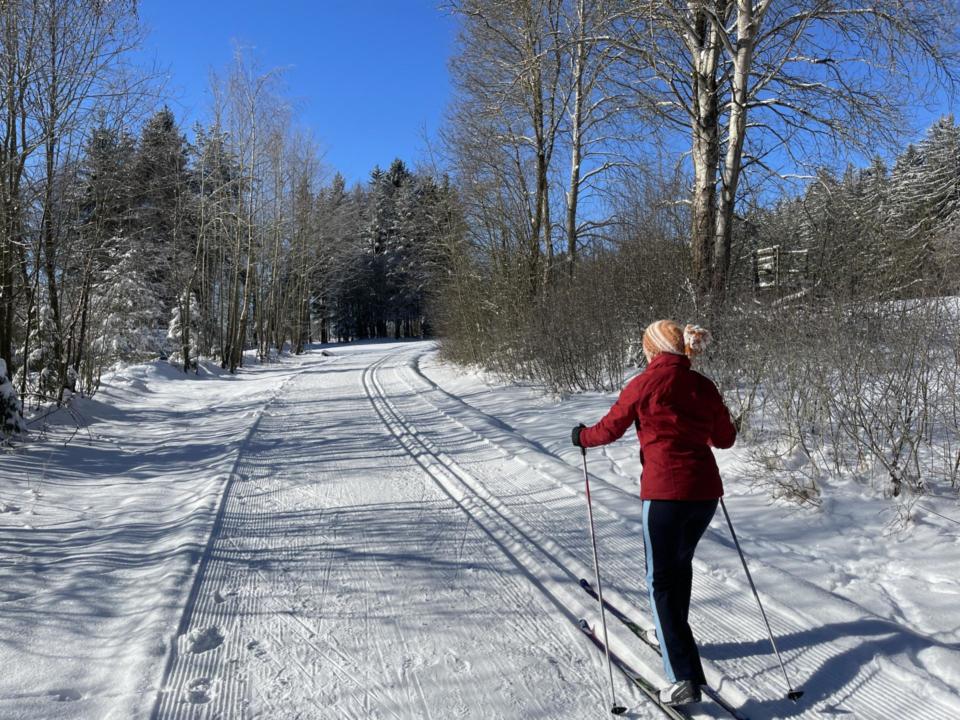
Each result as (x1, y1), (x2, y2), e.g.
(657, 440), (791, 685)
(571, 320), (736, 706)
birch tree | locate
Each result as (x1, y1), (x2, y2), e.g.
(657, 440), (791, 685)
(617, 0), (960, 309)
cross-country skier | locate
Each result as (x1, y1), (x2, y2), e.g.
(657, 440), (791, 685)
(572, 319), (737, 706)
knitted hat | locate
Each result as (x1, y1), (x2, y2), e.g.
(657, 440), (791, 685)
(642, 320), (712, 360)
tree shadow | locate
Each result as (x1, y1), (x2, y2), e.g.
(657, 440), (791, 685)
(702, 618), (960, 717)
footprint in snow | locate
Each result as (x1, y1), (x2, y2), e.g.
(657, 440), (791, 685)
(188, 626), (224, 654)
(213, 588), (237, 604)
(446, 651), (471, 674)
(186, 677), (214, 704)
(0, 503), (20, 514)
(246, 639), (267, 658)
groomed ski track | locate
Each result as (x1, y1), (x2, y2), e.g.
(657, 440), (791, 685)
(153, 342), (960, 719)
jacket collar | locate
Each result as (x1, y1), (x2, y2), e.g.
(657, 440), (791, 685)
(646, 352), (690, 372)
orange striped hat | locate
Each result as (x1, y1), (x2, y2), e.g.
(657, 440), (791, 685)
(642, 320), (712, 360)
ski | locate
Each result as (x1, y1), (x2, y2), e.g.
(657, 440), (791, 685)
(579, 578), (750, 720)
(578, 617), (690, 719)
(580, 578), (647, 637)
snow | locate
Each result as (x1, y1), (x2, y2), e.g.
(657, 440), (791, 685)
(1, 340), (958, 718)
(0, 354), (304, 718)
(417, 345), (960, 716)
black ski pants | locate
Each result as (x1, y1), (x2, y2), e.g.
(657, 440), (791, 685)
(642, 498), (718, 685)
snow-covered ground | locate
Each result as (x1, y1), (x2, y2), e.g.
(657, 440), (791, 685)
(0, 353), (307, 719)
(421, 348), (960, 649)
(2, 341), (959, 719)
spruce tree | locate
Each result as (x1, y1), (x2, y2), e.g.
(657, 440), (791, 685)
(131, 107), (191, 313)
(0, 360), (25, 439)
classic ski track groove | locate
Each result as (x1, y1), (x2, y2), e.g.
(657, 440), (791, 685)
(148, 344), (960, 719)
(395, 345), (960, 719)
(367, 352), (661, 718)
(359, 349), (614, 718)
(361, 350), (714, 719)
(359, 348), (637, 718)
(155, 346), (630, 719)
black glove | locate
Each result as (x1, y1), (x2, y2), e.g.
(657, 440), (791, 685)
(571, 423), (586, 447)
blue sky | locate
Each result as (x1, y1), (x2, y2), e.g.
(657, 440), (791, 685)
(135, 2), (955, 193)
(136, 1), (456, 187)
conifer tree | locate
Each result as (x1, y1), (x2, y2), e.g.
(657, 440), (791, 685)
(0, 359), (25, 439)
(132, 108), (191, 312)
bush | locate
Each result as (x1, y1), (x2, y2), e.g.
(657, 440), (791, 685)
(437, 237), (692, 394)
(707, 296), (960, 506)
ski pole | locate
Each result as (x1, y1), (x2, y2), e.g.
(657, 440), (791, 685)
(719, 498), (804, 702)
(581, 448), (627, 716)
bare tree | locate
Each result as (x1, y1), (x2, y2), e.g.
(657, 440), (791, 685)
(0, 0), (42, 393)
(216, 49), (286, 371)
(286, 132), (324, 354)
(0, 0), (141, 404)
(615, 0), (960, 309)
(561, 0), (629, 272)
(449, 0), (566, 294)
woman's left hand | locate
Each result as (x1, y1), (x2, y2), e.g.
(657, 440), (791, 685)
(571, 423), (586, 447)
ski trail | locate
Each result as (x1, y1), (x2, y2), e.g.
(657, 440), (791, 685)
(391, 344), (960, 719)
(362, 350), (727, 719)
(153, 345), (648, 719)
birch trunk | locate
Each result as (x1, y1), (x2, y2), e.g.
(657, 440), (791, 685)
(712, 0), (767, 306)
(564, 0), (587, 277)
(687, 4), (724, 305)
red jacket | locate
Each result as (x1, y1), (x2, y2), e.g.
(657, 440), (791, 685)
(579, 353), (736, 501)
